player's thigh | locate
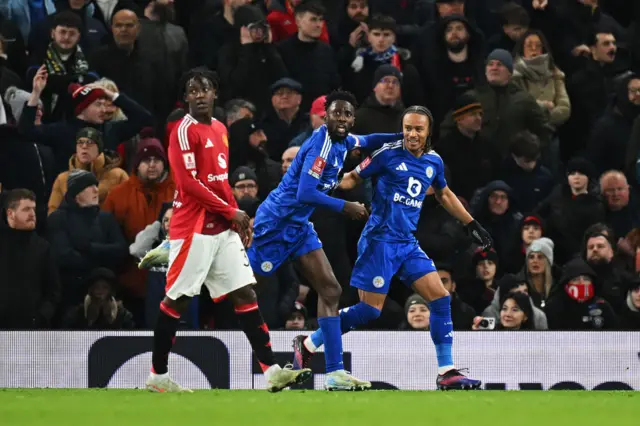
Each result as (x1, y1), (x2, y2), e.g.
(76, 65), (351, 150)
(165, 234), (216, 300)
(295, 247), (340, 296)
(350, 238), (397, 298)
(358, 289), (387, 311)
(248, 224), (306, 277)
(205, 230), (257, 299)
(398, 244), (447, 301)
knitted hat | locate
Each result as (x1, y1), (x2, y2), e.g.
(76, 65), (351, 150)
(373, 64), (403, 88)
(527, 237), (554, 266)
(233, 4), (265, 28)
(310, 95), (327, 117)
(472, 247), (499, 266)
(66, 169), (98, 202)
(487, 49), (514, 73)
(566, 156), (594, 178)
(230, 166), (258, 187)
(404, 293), (428, 316)
(452, 92), (482, 120)
(69, 83), (107, 116)
(76, 127), (104, 153)
(133, 137), (167, 170)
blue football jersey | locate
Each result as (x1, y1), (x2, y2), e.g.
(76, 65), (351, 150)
(255, 125), (400, 227)
(355, 141), (448, 242)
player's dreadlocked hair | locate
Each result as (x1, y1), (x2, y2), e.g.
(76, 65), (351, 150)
(324, 89), (358, 113)
(401, 105), (434, 151)
(178, 67), (219, 100)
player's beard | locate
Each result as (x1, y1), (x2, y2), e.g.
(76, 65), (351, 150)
(153, 2), (176, 23)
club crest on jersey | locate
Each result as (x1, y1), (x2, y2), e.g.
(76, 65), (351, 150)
(261, 261), (273, 273)
(218, 153), (227, 169)
(372, 276), (385, 288)
(309, 156), (326, 179)
(183, 153), (196, 170)
(426, 166), (434, 178)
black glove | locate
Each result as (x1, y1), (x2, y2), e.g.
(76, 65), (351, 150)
(465, 220), (493, 249)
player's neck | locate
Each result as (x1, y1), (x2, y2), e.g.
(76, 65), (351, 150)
(407, 149), (424, 158)
(190, 111), (212, 124)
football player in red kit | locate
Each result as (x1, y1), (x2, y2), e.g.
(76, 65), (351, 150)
(145, 68), (311, 393)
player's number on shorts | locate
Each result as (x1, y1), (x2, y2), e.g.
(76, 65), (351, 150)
(407, 177), (422, 198)
(241, 249), (249, 267)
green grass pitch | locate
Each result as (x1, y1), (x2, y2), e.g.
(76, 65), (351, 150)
(1, 389), (637, 426)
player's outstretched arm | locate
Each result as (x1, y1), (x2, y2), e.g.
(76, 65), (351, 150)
(348, 132), (404, 152)
(338, 170), (363, 191)
(434, 186), (493, 249)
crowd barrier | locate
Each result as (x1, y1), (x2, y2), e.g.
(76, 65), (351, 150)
(1, 331), (639, 390)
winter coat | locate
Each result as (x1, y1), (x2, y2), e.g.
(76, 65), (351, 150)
(0, 212), (60, 329)
(512, 57), (571, 128)
(61, 295), (135, 330)
(48, 152), (128, 214)
(450, 293), (477, 331)
(619, 291), (640, 330)
(352, 95), (405, 134)
(47, 200), (128, 307)
(499, 155), (554, 214)
(481, 287), (548, 330)
(2, 0), (56, 41)
(416, 196), (470, 264)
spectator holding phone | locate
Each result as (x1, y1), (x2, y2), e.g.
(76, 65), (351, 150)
(473, 291), (535, 330)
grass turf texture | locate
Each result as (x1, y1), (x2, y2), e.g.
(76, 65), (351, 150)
(1, 389), (637, 426)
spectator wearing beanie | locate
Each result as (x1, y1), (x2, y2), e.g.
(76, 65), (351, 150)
(522, 237), (556, 308)
(481, 273), (548, 330)
(351, 64), (405, 134)
(457, 247), (499, 314)
(230, 166), (260, 203)
(400, 294), (430, 330)
(19, 74), (153, 175)
(535, 156), (606, 265)
(441, 48), (552, 158)
(339, 14), (423, 108)
(47, 169), (128, 312)
(438, 92), (500, 201)
(48, 127), (128, 214)
(545, 259), (619, 330)
(217, 4), (288, 115)
(503, 214), (544, 274)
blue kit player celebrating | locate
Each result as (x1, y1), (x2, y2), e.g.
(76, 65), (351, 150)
(248, 90), (402, 391)
(291, 106), (493, 390)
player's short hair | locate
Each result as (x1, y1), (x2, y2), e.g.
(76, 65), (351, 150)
(178, 67), (219, 99)
(294, 0), (325, 17)
(401, 105), (434, 150)
(509, 131), (540, 161)
(324, 90), (358, 113)
(3, 189), (36, 211)
(52, 11), (83, 31)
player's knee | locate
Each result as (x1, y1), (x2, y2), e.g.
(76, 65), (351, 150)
(161, 296), (189, 317)
(228, 285), (257, 306)
(318, 280), (342, 304)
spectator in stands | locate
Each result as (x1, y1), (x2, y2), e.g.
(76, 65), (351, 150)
(351, 64), (404, 134)
(289, 95), (326, 147)
(224, 98), (256, 128)
(0, 11), (29, 78)
(260, 78), (309, 161)
(487, 3), (530, 53)
(230, 166), (260, 202)
(47, 169), (128, 310)
(329, 0), (369, 51)
(0, 33), (23, 94)
(27, 11), (96, 123)
(283, 302), (307, 330)
(474, 291), (535, 330)
(536, 157), (605, 265)
(89, 8), (169, 126)
(522, 237), (556, 308)
(471, 181), (523, 264)
(61, 267), (135, 330)
(419, 13), (486, 125)
(19, 67), (153, 174)
(367, 0), (432, 48)
(0, 188), (59, 329)
(503, 214), (544, 274)
(545, 258), (619, 330)
(512, 29), (571, 130)
(3, 0), (56, 42)
(228, 118), (282, 199)
(218, 4), (288, 115)
(400, 294), (430, 330)
(268, 0), (330, 44)
(588, 74), (640, 176)
(600, 171), (640, 240)
(482, 273), (548, 330)
(436, 263), (475, 330)
(583, 231), (631, 312)
(281, 146), (300, 176)
(619, 279), (640, 329)
(277, 1), (340, 111)
(500, 131), (554, 214)
(48, 128), (127, 214)
(437, 93), (499, 202)
(457, 248), (499, 314)
(339, 15), (423, 108)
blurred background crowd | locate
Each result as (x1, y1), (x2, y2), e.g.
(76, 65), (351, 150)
(1, 0), (640, 332)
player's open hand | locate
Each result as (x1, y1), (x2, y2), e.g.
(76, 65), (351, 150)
(232, 209), (251, 231)
(343, 201), (369, 221)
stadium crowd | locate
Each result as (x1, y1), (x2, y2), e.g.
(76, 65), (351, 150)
(1, 0), (640, 332)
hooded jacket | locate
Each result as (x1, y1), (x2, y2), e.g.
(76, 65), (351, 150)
(482, 286), (548, 330)
(352, 94), (405, 134)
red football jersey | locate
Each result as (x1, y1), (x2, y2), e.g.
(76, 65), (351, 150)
(168, 114), (238, 240)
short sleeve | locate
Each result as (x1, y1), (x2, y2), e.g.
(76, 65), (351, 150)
(355, 146), (388, 180)
(431, 153), (447, 190)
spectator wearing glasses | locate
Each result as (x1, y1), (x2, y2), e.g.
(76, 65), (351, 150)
(48, 128), (127, 214)
(230, 166), (260, 203)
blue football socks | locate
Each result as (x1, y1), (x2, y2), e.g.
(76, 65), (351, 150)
(308, 302), (381, 349)
(428, 295), (454, 374)
(317, 316), (344, 373)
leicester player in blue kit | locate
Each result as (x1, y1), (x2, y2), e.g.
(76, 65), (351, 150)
(291, 106), (493, 390)
(248, 90), (402, 391)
